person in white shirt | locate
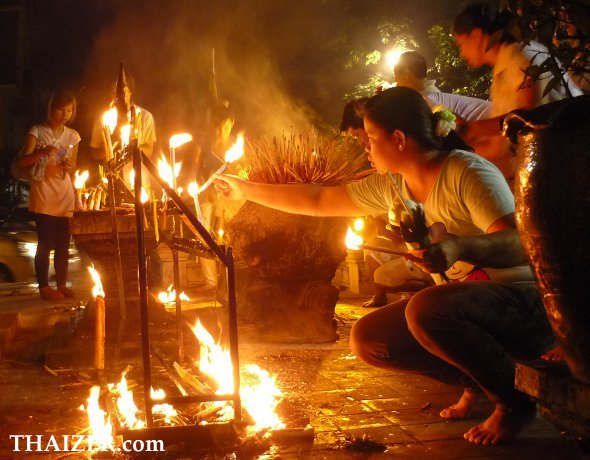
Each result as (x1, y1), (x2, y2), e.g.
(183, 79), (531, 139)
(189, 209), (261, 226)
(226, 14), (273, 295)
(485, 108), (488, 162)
(16, 91), (81, 300)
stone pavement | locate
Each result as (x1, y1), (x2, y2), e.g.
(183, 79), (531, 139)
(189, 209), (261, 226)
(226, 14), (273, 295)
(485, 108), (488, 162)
(0, 287), (588, 459)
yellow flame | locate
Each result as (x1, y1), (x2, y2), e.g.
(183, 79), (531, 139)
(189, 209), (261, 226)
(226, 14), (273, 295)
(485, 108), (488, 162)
(151, 387), (166, 400)
(191, 319), (234, 394)
(110, 375), (145, 429)
(158, 285), (189, 307)
(102, 107), (117, 134)
(353, 218), (365, 232)
(169, 133), (193, 149)
(128, 170), (149, 203)
(85, 386), (114, 451)
(345, 227), (363, 250)
(241, 364), (285, 431)
(120, 124), (131, 147)
(224, 133), (245, 163)
(87, 266), (105, 298)
(157, 154), (181, 189)
(218, 228), (224, 238)
(188, 181), (199, 198)
(74, 170), (89, 189)
(189, 320), (285, 431)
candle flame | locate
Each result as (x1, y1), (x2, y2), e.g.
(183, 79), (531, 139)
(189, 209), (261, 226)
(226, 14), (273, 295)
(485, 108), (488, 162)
(120, 124), (131, 147)
(188, 181), (199, 198)
(345, 227), (364, 250)
(74, 170), (89, 189)
(169, 133), (193, 149)
(129, 169), (149, 203)
(157, 154), (181, 189)
(102, 107), (117, 134)
(353, 217), (365, 232)
(87, 266), (105, 298)
(224, 133), (245, 163)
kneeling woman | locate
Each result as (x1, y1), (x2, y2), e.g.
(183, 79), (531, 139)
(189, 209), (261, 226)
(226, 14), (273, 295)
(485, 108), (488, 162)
(213, 87), (555, 445)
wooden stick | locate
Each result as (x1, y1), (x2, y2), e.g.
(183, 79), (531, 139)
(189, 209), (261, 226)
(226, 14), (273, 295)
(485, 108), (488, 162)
(95, 295), (106, 370)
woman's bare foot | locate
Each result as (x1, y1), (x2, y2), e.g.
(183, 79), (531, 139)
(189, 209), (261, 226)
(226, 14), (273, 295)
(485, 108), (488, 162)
(440, 388), (479, 419)
(362, 296), (387, 308)
(541, 344), (565, 362)
(463, 403), (536, 445)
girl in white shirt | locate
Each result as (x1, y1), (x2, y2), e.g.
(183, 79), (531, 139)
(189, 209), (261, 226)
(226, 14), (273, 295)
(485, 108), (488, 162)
(18, 90), (81, 300)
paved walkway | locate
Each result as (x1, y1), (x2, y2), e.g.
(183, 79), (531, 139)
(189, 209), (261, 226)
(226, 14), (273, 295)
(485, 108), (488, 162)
(0, 287), (587, 459)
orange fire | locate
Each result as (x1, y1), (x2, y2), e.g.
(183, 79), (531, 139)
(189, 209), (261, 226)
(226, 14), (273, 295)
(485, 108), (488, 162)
(128, 169), (149, 203)
(102, 108), (117, 134)
(190, 319), (285, 431)
(224, 132), (245, 163)
(157, 154), (181, 190)
(169, 133), (193, 149)
(157, 285), (190, 310)
(87, 266), (105, 298)
(74, 170), (89, 190)
(345, 227), (364, 250)
(82, 386), (114, 451)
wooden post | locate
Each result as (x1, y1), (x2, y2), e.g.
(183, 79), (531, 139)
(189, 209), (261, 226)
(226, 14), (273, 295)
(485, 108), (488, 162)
(95, 295), (106, 369)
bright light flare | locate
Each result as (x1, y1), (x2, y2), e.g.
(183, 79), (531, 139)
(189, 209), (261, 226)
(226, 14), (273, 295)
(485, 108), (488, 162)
(386, 47), (407, 70)
(157, 154), (181, 189)
(84, 386), (114, 451)
(128, 169), (149, 203)
(110, 375), (145, 429)
(74, 170), (89, 189)
(169, 133), (193, 149)
(224, 133), (245, 163)
(120, 124), (131, 147)
(188, 181), (199, 198)
(353, 217), (365, 232)
(87, 266), (105, 298)
(102, 107), (117, 134)
(345, 227), (364, 250)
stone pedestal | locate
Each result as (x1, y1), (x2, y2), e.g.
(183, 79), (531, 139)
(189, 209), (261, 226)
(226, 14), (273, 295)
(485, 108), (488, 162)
(227, 202), (348, 343)
(157, 245), (190, 287)
(70, 209), (162, 337)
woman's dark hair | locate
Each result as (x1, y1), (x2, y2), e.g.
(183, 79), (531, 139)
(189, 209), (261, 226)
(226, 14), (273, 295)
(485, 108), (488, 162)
(340, 97), (369, 132)
(48, 90), (77, 123)
(364, 87), (472, 152)
(453, 2), (514, 43)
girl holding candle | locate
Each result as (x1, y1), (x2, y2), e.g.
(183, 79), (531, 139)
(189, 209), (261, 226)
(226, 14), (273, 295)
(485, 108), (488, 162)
(16, 90), (81, 300)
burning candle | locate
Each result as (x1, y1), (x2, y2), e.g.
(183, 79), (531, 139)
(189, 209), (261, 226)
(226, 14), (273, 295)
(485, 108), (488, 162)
(94, 189), (102, 211)
(152, 194), (159, 243)
(101, 108), (117, 162)
(88, 266), (106, 370)
(198, 132), (245, 194)
(188, 181), (204, 225)
(345, 227), (408, 257)
(169, 133), (193, 192)
(74, 169), (89, 211)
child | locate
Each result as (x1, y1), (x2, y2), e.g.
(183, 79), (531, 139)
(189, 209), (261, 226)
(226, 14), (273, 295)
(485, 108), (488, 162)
(17, 90), (81, 300)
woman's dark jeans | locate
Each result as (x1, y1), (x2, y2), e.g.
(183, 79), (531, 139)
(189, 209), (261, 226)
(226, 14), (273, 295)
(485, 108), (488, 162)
(350, 281), (555, 406)
(34, 213), (70, 288)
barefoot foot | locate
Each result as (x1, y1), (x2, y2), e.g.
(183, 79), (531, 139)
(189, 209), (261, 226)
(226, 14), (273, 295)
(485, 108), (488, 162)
(463, 403), (536, 445)
(362, 296), (387, 308)
(541, 344), (565, 362)
(440, 388), (479, 419)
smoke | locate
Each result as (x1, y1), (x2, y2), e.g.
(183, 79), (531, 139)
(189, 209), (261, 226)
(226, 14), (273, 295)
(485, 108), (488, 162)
(81, 0), (321, 151)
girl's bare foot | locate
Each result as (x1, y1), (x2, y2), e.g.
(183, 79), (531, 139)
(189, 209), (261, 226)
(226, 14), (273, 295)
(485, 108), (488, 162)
(362, 295), (387, 308)
(463, 402), (536, 445)
(541, 344), (565, 362)
(440, 387), (479, 419)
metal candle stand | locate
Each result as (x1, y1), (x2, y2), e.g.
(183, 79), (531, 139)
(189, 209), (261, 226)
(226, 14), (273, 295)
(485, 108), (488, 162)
(107, 141), (242, 445)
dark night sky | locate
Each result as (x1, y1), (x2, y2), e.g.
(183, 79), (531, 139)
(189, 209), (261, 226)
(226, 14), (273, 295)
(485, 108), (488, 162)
(15, 0), (467, 152)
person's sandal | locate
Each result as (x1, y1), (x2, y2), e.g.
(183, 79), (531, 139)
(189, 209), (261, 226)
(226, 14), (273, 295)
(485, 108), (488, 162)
(57, 286), (74, 298)
(40, 286), (65, 301)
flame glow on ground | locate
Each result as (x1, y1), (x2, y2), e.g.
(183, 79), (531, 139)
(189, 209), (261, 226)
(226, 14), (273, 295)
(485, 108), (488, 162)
(82, 320), (285, 451)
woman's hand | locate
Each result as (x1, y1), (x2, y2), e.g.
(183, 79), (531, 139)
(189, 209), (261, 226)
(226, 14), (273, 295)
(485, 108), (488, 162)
(213, 174), (246, 201)
(408, 238), (462, 273)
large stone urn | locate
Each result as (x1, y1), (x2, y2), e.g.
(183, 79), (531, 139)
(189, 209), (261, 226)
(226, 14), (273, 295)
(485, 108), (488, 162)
(505, 95), (590, 383)
(226, 201), (348, 343)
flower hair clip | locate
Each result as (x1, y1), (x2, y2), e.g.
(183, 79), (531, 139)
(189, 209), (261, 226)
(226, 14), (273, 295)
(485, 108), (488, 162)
(433, 108), (457, 138)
